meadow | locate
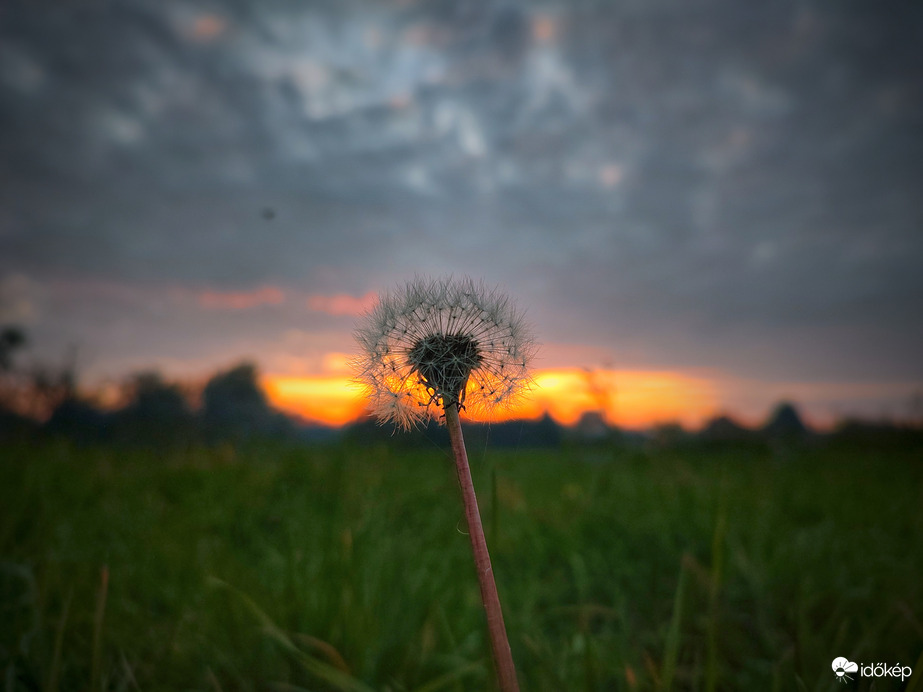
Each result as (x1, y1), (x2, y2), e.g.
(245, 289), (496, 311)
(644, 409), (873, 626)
(1, 436), (921, 691)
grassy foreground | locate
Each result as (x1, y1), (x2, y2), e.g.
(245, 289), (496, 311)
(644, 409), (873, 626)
(1, 438), (922, 691)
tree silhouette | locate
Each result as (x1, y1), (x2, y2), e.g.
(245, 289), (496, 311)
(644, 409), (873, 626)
(201, 361), (290, 439)
(123, 371), (191, 421)
(0, 326), (26, 372)
(0, 328), (78, 421)
(104, 371), (194, 444)
(762, 401), (808, 440)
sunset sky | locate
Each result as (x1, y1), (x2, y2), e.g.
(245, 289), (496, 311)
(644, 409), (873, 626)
(2, 1), (922, 429)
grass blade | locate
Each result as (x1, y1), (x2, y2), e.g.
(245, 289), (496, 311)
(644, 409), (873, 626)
(705, 487), (727, 692)
(411, 661), (483, 692)
(660, 555), (689, 691)
(208, 577), (374, 692)
(90, 565), (109, 691)
(904, 649), (923, 692)
(44, 588), (72, 692)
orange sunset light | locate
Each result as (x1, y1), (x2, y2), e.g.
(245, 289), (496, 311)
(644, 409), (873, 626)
(262, 375), (365, 426)
(263, 368), (717, 429)
(527, 369), (716, 428)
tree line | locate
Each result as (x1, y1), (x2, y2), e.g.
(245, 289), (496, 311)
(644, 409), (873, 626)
(0, 326), (301, 445)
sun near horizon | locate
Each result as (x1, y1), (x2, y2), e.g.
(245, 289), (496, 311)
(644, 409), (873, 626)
(262, 366), (718, 430)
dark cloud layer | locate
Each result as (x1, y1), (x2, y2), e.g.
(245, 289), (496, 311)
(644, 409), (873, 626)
(2, 0), (922, 409)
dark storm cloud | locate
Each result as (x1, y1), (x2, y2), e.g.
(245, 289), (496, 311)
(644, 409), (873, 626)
(1, 0), (922, 387)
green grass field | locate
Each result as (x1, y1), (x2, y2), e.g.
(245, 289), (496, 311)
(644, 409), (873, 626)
(2, 438), (922, 691)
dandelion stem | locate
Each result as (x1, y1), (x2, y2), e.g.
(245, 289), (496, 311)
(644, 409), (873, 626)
(444, 405), (520, 692)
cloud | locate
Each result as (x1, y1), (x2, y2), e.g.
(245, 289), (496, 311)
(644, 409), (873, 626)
(306, 292), (377, 316)
(187, 14), (228, 42)
(1, 0), (921, 419)
(0, 273), (40, 323)
(197, 286), (286, 310)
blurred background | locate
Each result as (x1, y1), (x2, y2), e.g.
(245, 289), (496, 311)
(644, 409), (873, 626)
(3, 4), (923, 690)
(2, 0), (922, 432)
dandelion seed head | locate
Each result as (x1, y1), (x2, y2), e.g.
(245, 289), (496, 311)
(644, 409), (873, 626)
(352, 276), (536, 429)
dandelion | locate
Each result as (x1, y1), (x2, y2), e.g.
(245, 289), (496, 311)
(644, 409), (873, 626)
(353, 276), (534, 692)
(353, 276), (535, 430)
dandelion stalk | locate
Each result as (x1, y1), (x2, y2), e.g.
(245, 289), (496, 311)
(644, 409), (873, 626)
(353, 276), (534, 692)
(444, 403), (519, 692)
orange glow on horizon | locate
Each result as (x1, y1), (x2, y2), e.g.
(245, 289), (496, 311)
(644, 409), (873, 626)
(526, 369), (716, 428)
(263, 375), (365, 426)
(263, 367), (717, 429)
